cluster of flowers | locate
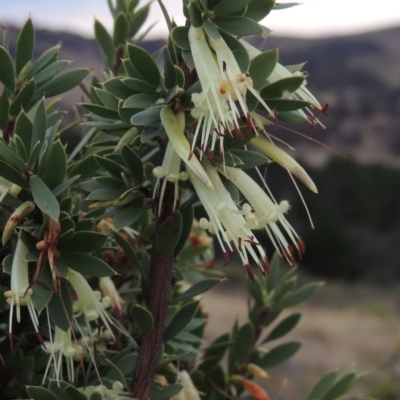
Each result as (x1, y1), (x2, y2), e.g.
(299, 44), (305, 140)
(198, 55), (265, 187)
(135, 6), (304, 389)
(153, 25), (322, 278)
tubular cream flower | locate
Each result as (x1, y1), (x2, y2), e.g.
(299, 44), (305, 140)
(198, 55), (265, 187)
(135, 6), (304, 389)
(42, 326), (81, 384)
(4, 237), (39, 340)
(160, 106), (213, 189)
(189, 26), (241, 159)
(251, 136), (318, 193)
(172, 370), (202, 400)
(153, 141), (189, 215)
(225, 166), (304, 264)
(68, 268), (116, 339)
(99, 276), (126, 316)
(188, 163), (268, 277)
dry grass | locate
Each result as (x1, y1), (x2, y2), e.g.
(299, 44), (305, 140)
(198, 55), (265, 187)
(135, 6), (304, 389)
(201, 275), (400, 399)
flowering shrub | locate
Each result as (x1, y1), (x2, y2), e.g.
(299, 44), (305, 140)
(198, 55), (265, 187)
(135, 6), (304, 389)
(0, 1), (375, 399)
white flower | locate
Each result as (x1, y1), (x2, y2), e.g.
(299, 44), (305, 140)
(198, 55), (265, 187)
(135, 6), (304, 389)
(42, 326), (81, 384)
(225, 166), (304, 264)
(189, 26), (242, 160)
(4, 237), (39, 340)
(152, 141), (189, 215)
(172, 370), (202, 400)
(68, 268), (116, 339)
(188, 163), (269, 276)
(99, 276), (126, 316)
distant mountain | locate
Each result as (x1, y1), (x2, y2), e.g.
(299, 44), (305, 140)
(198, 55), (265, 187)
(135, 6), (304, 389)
(3, 25), (400, 166)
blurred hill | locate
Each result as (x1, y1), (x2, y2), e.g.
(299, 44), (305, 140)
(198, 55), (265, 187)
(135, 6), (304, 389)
(3, 24), (400, 280)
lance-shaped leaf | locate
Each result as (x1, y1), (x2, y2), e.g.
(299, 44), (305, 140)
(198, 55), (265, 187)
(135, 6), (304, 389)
(127, 44), (160, 87)
(160, 106), (213, 189)
(251, 137), (318, 193)
(94, 19), (115, 63)
(9, 79), (36, 117)
(30, 175), (60, 220)
(172, 278), (222, 303)
(130, 304), (154, 334)
(16, 18), (35, 76)
(0, 45), (15, 92)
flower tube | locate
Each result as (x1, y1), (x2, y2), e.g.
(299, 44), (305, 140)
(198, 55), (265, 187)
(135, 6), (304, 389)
(188, 164), (269, 276)
(225, 166), (304, 264)
(4, 237), (39, 340)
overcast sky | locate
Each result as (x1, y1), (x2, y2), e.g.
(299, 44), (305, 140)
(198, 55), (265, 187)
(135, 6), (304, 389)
(1, 0), (400, 39)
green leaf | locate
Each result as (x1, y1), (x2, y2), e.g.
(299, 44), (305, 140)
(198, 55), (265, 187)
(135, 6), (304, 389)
(258, 341), (302, 369)
(26, 386), (59, 400)
(122, 77), (157, 93)
(27, 44), (60, 79)
(31, 98), (47, 153)
(129, 2), (152, 38)
(47, 284), (73, 332)
(9, 79), (36, 117)
(0, 45), (15, 92)
(264, 313), (301, 342)
(61, 253), (116, 277)
(174, 205), (194, 257)
(121, 145), (144, 182)
(172, 278), (222, 303)
(244, 0), (275, 21)
(249, 49), (279, 88)
(171, 26), (190, 50)
(94, 19), (115, 63)
(39, 140), (67, 190)
(52, 175), (81, 197)
(103, 360), (129, 392)
(234, 322), (254, 364)
(131, 107), (162, 126)
(164, 301), (200, 342)
(0, 160), (29, 188)
(324, 373), (358, 400)
(0, 88), (10, 130)
(127, 44), (160, 87)
(114, 12), (129, 45)
(14, 110), (33, 151)
(64, 386), (87, 400)
(189, 1), (203, 27)
(16, 18), (35, 76)
(103, 77), (133, 99)
(112, 231), (142, 270)
(124, 93), (159, 108)
(33, 69), (90, 100)
(0, 138), (25, 170)
(34, 60), (70, 85)
(31, 266), (53, 313)
(307, 370), (338, 400)
(113, 196), (144, 230)
(81, 103), (120, 120)
(260, 76), (305, 99)
(95, 155), (126, 178)
(246, 274), (265, 306)
(60, 232), (107, 253)
(95, 88), (119, 110)
(219, 29), (250, 73)
(163, 47), (177, 89)
(263, 99), (311, 112)
(212, 0), (252, 15)
(30, 175), (60, 220)
(213, 16), (263, 36)
(130, 304), (154, 334)
(278, 282), (322, 308)
(156, 211), (183, 256)
(227, 149), (269, 168)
